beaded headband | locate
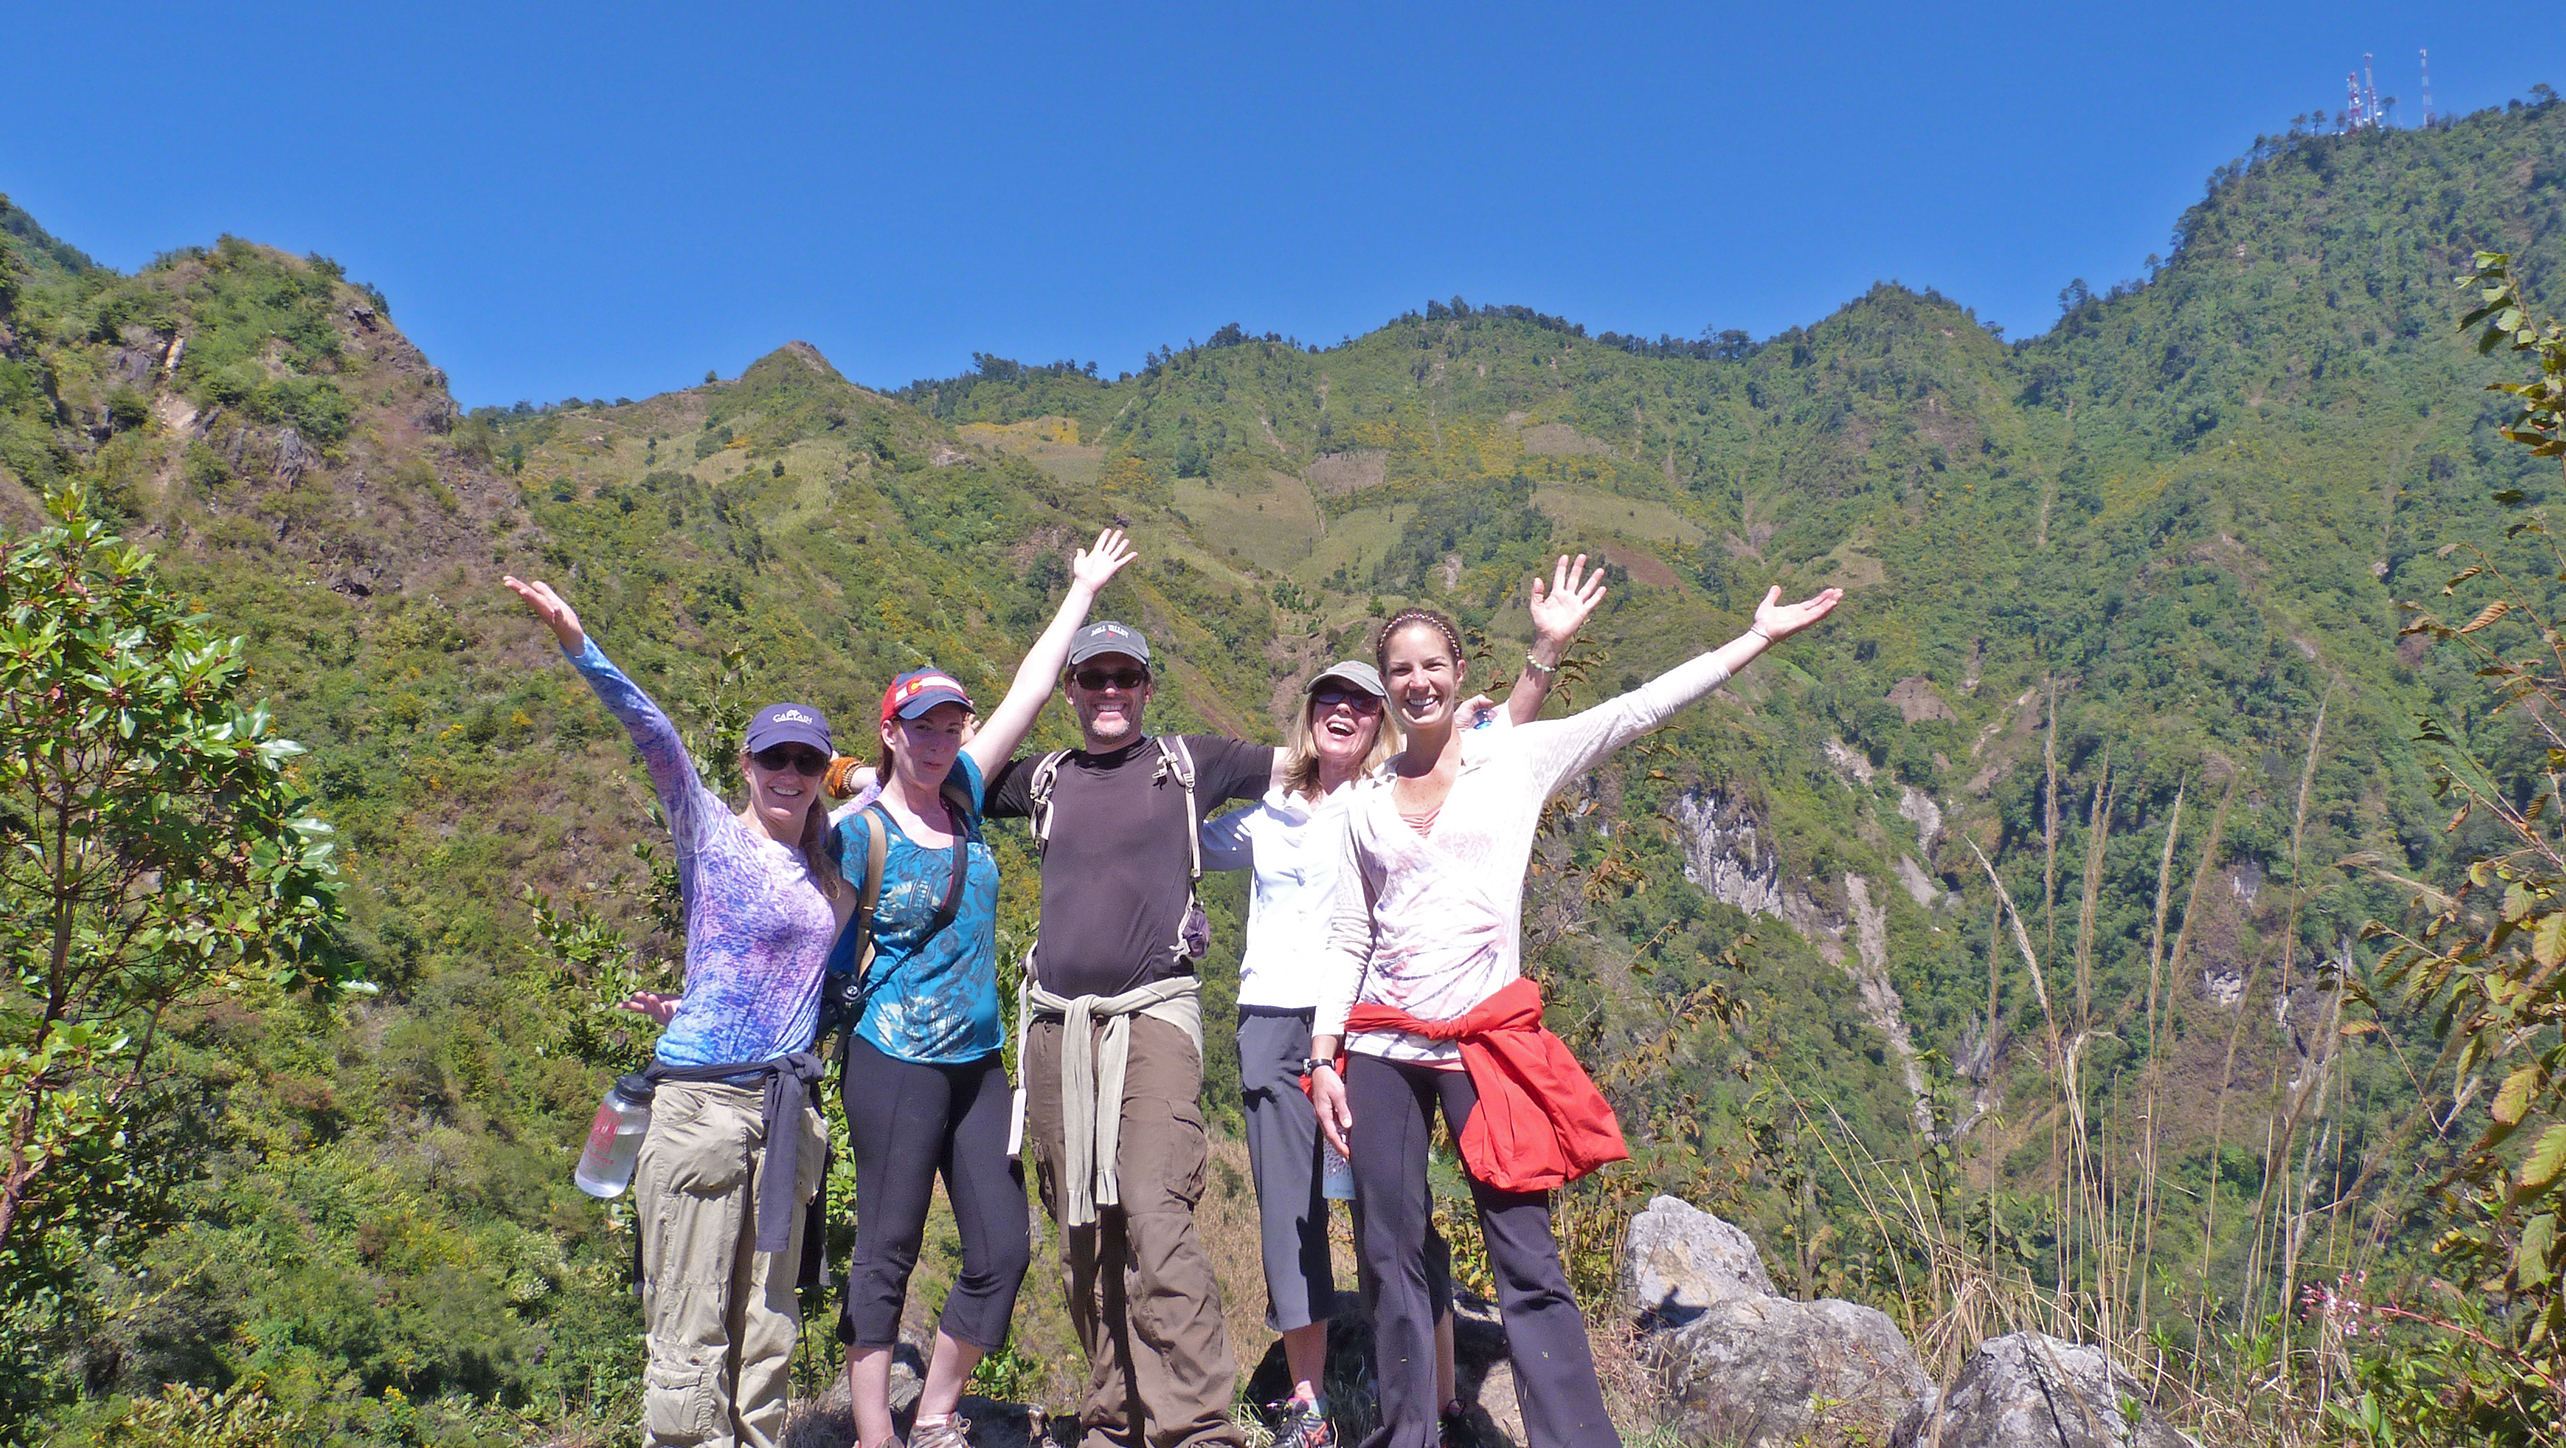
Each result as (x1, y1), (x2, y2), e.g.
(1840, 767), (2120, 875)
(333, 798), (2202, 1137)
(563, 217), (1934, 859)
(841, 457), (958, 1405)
(1374, 608), (1465, 671)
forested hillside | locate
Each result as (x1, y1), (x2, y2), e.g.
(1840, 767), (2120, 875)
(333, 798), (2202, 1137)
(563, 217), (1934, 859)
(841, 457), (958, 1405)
(3, 93), (2562, 1445)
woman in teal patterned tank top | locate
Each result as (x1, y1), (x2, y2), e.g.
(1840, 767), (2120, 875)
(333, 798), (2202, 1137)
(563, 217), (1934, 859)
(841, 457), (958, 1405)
(836, 529), (1137, 1448)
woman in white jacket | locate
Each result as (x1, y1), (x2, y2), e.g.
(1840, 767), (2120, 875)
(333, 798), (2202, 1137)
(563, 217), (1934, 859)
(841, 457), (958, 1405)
(1206, 558), (1603, 1448)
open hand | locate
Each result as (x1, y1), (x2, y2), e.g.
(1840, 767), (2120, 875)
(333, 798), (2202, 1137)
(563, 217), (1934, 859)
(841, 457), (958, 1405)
(1528, 554), (1607, 653)
(504, 575), (587, 651)
(1071, 528), (1139, 594)
(1751, 584), (1845, 643)
(615, 991), (680, 1027)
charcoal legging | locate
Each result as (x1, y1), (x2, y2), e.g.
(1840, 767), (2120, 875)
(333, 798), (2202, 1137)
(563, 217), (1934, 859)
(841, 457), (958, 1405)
(837, 1035), (1031, 1350)
(1344, 1052), (1619, 1448)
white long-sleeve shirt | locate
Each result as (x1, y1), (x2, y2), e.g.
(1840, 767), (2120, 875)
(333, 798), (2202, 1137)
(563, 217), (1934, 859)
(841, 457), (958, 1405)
(1201, 784), (1355, 1011)
(1315, 649), (1737, 1064)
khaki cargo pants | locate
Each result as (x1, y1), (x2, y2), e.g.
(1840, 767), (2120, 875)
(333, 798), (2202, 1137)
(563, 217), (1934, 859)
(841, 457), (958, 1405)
(635, 1079), (828, 1448)
(1026, 1015), (1243, 1448)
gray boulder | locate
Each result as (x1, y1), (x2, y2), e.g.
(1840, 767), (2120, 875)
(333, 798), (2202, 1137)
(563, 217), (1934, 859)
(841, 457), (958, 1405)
(1891, 1333), (2186, 1448)
(1623, 1194), (1777, 1326)
(1652, 1293), (1936, 1448)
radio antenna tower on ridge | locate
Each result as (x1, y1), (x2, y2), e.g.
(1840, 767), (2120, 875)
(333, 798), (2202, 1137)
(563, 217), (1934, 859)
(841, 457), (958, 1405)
(2422, 48), (2434, 127)
(2343, 54), (2388, 132)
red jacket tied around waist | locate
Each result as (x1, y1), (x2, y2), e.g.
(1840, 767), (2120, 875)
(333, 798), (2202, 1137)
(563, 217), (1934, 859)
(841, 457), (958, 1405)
(1342, 978), (1628, 1193)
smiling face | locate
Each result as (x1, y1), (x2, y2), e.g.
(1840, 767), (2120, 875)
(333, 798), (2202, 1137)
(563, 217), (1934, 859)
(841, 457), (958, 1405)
(1380, 622), (1464, 733)
(1066, 653), (1152, 751)
(741, 743), (830, 836)
(882, 701), (969, 793)
(1306, 686), (1385, 775)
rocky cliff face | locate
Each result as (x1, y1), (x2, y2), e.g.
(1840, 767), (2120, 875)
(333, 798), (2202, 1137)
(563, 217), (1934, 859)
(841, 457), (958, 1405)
(1669, 784), (1937, 1134)
(1672, 786), (1786, 919)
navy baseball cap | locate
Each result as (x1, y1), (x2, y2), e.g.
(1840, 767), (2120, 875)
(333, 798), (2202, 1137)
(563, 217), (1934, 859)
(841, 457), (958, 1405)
(1068, 621), (1151, 668)
(881, 667), (974, 722)
(744, 702), (832, 755)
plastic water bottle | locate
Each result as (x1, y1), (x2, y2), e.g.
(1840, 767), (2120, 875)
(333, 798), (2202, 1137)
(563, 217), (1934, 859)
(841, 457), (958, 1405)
(574, 1078), (652, 1198)
(1321, 1141), (1355, 1201)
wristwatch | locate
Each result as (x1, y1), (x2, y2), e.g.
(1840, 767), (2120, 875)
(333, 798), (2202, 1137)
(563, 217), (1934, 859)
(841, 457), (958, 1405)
(1300, 1058), (1338, 1077)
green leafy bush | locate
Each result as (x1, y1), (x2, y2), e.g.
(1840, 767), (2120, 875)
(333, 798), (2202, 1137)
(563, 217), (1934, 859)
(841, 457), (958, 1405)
(80, 1379), (307, 1448)
(2329, 253), (2566, 1440)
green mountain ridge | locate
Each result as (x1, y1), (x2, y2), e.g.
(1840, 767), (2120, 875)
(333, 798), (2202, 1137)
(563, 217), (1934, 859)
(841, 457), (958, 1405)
(2, 97), (2562, 1440)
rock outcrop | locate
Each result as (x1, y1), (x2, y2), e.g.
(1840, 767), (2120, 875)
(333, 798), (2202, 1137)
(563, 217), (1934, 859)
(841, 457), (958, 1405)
(1622, 1201), (2189, 1448)
(1891, 1333), (2188, 1448)
(1627, 1197), (1934, 1448)
(1671, 787), (1786, 920)
(1657, 1294), (1938, 1448)
(1625, 1192), (1776, 1324)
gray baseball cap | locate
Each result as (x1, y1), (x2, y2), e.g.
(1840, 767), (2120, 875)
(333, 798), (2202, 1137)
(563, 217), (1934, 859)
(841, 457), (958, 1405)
(1304, 660), (1385, 699)
(1068, 620), (1151, 668)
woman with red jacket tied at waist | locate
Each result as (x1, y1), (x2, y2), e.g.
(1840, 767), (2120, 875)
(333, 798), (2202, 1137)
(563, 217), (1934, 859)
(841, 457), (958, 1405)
(1308, 583), (1842, 1448)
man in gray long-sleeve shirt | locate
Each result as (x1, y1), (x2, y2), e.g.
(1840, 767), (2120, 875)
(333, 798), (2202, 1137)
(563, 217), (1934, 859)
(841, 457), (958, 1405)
(986, 621), (1279, 1448)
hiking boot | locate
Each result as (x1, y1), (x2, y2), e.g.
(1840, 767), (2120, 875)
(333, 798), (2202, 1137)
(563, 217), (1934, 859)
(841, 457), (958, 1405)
(1438, 1399), (1476, 1448)
(910, 1417), (972, 1448)
(1271, 1397), (1334, 1448)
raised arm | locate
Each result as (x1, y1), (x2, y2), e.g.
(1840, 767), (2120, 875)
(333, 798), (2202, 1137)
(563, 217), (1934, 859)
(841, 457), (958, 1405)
(1520, 583), (1843, 795)
(1505, 553), (1608, 724)
(965, 529), (1139, 775)
(506, 575), (717, 833)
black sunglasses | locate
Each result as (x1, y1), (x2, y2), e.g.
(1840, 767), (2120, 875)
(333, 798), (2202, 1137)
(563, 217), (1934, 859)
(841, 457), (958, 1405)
(1074, 668), (1150, 691)
(1310, 688), (1383, 715)
(751, 745), (831, 776)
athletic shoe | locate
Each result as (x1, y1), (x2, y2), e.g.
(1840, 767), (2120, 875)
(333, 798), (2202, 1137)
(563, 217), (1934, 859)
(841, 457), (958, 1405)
(1439, 1399), (1475, 1448)
(911, 1416), (972, 1448)
(1271, 1397), (1334, 1448)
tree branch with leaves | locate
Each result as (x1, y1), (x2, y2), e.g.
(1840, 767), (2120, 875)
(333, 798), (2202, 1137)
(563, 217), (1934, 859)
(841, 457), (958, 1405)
(0, 489), (354, 1257)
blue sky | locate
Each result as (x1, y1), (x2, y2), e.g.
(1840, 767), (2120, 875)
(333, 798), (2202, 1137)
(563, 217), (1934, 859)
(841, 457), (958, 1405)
(0, 3), (2543, 409)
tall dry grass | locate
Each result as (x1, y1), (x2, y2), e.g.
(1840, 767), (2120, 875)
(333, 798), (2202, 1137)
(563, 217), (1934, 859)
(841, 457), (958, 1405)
(1751, 693), (2375, 1448)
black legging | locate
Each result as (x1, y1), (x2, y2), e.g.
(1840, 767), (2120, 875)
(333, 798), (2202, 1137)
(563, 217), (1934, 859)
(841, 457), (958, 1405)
(1344, 1052), (1618, 1448)
(837, 1035), (1031, 1351)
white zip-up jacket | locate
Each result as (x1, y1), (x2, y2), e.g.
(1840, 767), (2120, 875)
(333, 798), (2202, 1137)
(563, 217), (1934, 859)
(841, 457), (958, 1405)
(1201, 783), (1354, 1011)
(1315, 649), (1738, 1064)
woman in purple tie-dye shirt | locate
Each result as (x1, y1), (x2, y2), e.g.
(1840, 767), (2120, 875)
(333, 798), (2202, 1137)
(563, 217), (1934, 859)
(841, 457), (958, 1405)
(508, 573), (853, 1448)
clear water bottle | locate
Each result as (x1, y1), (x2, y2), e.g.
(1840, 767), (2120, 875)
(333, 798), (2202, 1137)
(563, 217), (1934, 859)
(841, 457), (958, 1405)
(574, 1078), (652, 1198)
(1321, 1141), (1355, 1201)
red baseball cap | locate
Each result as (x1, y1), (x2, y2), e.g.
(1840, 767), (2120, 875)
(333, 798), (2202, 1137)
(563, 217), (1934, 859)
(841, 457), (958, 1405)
(881, 667), (974, 722)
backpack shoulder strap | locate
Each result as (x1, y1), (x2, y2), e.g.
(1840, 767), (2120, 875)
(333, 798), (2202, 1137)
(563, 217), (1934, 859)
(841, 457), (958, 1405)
(1156, 736), (1203, 884)
(941, 773), (979, 826)
(851, 808), (889, 986)
(1027, 750), (1069, 855)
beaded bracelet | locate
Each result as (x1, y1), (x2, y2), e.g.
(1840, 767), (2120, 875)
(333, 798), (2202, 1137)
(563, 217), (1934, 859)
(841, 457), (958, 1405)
(1524, 652), (1560, 676)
